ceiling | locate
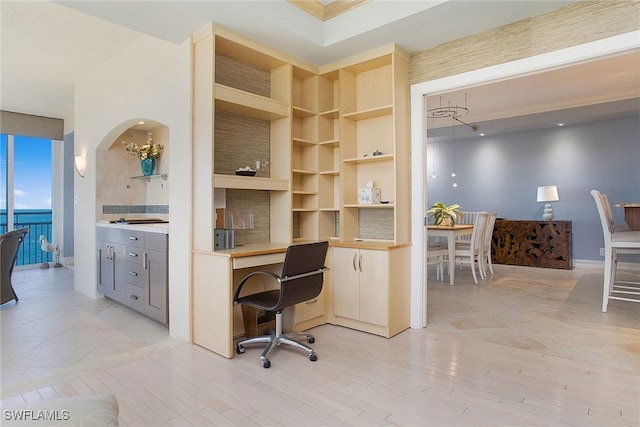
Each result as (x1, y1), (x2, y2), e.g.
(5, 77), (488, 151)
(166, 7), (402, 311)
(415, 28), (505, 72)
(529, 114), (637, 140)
(1, 0), (638, 136)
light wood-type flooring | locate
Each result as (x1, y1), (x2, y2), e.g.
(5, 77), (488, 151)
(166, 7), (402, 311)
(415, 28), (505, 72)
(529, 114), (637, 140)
(1, 263), (638, 426)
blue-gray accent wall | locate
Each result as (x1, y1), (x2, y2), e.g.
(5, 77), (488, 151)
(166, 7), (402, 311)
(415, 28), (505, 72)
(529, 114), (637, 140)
(427, 116), (640, 262)
(63, 132), (74, 257)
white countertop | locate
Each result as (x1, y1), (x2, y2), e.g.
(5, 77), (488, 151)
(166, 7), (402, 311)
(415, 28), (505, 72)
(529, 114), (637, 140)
(97, 221), (169, 234)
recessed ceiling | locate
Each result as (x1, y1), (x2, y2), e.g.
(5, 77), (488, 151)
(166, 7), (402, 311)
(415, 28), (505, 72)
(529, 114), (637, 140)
(426, 50), (640, 139)
(2, 0), (636, 136)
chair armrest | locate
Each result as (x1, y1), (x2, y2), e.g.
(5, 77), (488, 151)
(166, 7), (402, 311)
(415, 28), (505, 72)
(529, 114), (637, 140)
(232, 270), (281, 303)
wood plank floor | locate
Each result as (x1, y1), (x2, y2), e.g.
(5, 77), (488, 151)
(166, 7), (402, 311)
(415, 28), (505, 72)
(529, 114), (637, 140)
(1, 264), (638, 426)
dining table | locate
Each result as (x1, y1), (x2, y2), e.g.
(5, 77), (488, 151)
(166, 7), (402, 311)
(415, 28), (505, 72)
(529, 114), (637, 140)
(427, 224), (474, 285)
(616, 203), (640, 231)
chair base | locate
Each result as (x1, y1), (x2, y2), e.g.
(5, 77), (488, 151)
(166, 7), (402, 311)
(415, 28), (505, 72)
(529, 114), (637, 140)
(235, 312), (317, 368)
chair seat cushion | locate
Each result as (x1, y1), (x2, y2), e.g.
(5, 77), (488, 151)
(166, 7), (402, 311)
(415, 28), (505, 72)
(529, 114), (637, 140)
(236, 289), (281, 311)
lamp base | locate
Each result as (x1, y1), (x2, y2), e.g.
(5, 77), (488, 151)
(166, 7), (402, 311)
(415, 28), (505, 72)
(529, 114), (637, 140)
(543, 203), (553, 221)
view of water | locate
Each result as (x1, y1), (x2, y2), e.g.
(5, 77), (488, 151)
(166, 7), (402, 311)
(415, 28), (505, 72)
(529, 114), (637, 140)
(1, 209), (53, 266)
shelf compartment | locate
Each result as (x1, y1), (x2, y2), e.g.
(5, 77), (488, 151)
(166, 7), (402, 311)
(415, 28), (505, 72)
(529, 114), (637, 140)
(292, 137), (316, 146)
(292, 169), (316, 176)
(319, 139), (339, 147)
(344, 204), (395, 209)
(319, 108), (339, 119)
(213, 174), (288, 191)
(342, 105), (392, 121)
(293, 106), (316, 118)
(215, 84), (289, 121)
(343, 154), (394, 164)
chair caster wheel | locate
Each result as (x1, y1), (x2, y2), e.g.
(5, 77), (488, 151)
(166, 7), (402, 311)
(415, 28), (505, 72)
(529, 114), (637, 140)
(309, 353), (317, 362)
(307, 336), (315, 344)
(261, 359), (271, 369)
(236, 345), (245, 354)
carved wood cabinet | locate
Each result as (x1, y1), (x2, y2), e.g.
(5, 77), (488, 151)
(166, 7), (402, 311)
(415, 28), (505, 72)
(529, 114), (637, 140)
(491, 220), (572, 269)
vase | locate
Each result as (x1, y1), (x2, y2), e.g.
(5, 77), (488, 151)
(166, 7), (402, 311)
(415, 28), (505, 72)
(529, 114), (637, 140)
(140, 158), (156, 176)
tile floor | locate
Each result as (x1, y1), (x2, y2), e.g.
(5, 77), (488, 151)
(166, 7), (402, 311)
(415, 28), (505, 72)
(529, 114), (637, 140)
(1, 263), (638, 426)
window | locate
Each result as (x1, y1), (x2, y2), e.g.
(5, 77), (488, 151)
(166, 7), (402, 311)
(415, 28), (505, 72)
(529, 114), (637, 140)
(1, 133), (53, 266)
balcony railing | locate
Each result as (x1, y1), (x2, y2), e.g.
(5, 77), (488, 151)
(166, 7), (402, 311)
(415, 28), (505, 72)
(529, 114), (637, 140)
(1, 210), (53, 266)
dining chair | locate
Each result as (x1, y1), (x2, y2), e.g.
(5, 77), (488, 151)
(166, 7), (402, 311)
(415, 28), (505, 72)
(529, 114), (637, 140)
(480, 211), (498, 277)
(453, 212), (488, 284)
(591, 190), (640, 312)
(456, 211), (481, 242)
(426, 243), (448, 282)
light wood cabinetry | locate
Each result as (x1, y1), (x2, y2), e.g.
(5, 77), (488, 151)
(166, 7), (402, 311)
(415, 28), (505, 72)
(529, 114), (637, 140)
(332, 244), (410, 338)
(191, 26), (411, 353)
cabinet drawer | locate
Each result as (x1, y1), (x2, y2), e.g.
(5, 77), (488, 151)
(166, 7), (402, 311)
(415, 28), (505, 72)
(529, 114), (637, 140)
(126, 246), (144, 264)
(125, 283), (145, 311)
(123, 230), (145, 247)
(126, 262), (146, 287)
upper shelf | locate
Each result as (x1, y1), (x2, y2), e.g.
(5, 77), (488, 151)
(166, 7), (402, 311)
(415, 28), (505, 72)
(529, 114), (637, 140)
(213, 174), (288, 191)
(342, 105), (392, 121)
(214, 84), (289, 121)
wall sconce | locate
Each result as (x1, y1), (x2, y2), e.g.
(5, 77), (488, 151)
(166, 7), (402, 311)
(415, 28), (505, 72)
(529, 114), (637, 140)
(75, 155), (87, 178)
(537, 185), (559, 220)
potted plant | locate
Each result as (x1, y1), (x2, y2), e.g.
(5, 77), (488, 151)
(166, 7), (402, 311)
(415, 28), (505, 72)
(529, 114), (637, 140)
(427, 202), (463, 226)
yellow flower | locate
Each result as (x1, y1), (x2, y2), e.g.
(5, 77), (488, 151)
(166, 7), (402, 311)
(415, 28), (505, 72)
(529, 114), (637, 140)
(122, 132), (163, 160)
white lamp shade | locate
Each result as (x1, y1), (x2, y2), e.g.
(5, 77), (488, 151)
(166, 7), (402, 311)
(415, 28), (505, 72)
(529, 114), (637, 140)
(537, 185), (559, 202)
(75, 155), (87, 177)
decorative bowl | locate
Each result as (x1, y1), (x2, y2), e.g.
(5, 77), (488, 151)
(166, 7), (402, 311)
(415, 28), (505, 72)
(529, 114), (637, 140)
(235, 169), (256, 176)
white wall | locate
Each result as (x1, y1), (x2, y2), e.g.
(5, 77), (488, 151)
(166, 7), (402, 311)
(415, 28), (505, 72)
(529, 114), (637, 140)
(74, 35), (192, 340)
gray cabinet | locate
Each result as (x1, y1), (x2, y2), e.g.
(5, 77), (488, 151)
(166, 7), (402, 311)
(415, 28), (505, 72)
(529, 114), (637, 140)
(97, 227), (168, 325)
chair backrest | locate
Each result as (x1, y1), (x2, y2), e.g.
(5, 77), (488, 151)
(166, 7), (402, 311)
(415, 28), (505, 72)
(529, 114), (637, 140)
(275, 241), (329, 311)
(483, 212), (498, 248)
(470, 212), (488, 251)
(1, 228), (29, 287)
(591, 190), (614, 246)
(457, 211), (483, 241)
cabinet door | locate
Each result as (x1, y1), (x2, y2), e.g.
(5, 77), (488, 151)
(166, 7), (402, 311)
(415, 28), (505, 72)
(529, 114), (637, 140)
(97, 241), (112, 297)
(358, 249), (388, 327)
(332, 247), (359, 320)
(111, 243), (127, 303)
(144, 248), (168, 324)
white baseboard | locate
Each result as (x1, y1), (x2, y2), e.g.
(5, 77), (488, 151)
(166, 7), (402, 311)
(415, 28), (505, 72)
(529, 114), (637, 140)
(573, 259), (640, 271)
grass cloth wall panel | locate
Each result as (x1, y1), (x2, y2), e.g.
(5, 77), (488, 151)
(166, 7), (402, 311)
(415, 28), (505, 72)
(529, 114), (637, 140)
(409, 1), (640, 84)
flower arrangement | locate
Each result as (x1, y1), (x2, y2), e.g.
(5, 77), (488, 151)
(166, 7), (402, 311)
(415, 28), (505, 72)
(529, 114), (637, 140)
(122, 132), (163, 160)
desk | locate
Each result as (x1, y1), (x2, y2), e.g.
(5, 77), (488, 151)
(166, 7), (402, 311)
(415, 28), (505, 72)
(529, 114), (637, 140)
(192, 242), (288, 358)
(427, 224), (474, 285)
(616, 203), (640, 231)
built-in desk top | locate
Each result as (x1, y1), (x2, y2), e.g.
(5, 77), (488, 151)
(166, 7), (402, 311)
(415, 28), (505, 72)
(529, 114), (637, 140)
(194, 242), (289, 258)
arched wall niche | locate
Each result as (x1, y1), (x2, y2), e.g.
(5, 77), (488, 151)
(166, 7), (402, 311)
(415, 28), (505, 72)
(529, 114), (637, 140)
(95, 118), (170, 221)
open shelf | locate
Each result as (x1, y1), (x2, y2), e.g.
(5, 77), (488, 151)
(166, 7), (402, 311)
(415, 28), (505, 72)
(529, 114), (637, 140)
(131, 173), (167, 180)
(342, 105), (392, 121)
(213, 174), (288, 191)
(343, 154), (394, 164)
(215, 84), (289, 121)
(344, 204), (395, 209)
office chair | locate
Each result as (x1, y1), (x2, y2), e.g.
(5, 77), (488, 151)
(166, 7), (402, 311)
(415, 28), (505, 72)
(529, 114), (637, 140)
(1, 228), (29, 305)
(233, 241), (329, 368)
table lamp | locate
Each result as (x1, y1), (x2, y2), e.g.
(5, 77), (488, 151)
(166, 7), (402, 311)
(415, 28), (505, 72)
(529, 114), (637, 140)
(537, 185), (559, 220)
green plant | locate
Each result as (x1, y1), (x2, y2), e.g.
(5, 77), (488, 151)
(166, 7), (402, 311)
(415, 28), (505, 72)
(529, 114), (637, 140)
(122, 132), (163, 160)
(427, 202), (463, 226)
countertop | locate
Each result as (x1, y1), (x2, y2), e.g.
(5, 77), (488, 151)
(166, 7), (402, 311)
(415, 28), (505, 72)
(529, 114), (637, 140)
(96, 221), (169, 234)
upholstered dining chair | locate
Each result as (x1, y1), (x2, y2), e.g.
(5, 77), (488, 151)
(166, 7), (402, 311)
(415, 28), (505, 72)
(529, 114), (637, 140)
(591, 190), (640, 312)
(453, 212), (488, 284)
(1, 228), (29, 305)
(233, 241), (329, 368)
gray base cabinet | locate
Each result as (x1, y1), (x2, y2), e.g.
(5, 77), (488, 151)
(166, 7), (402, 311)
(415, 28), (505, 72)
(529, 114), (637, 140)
(97, 227), (168, 325)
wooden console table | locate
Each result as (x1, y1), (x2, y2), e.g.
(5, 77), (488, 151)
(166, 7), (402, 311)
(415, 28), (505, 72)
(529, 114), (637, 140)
(491, 220), (572, 269)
